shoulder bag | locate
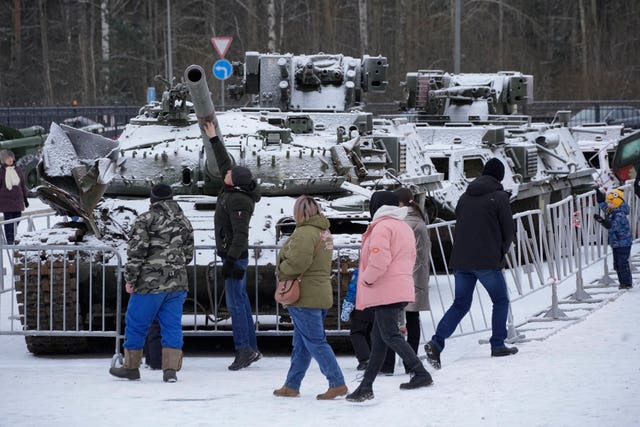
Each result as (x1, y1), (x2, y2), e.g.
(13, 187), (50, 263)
(275, 233), (323, 306)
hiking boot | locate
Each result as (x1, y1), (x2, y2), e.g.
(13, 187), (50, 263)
(273, 386), (300, 397)
(163, 369), (177, 383)
(316, 384), (348, 400)
(424, 341), (441, 370)
(399, 372), (433, 390)
(619, 283), (633, 290)
(228, 348), (258, 371)
(346, 385), (374, 403)
(109, 366), (140, 380)
(491, 345), (519, 357)
(356, 360), (369, 371)
(109, 349), (142, 380)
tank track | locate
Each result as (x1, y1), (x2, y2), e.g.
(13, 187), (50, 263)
(14, 256), (89, 355)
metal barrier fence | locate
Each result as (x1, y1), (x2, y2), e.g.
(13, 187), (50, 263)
(1, 186), (633, 354)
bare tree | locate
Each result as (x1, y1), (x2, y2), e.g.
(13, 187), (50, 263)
(358, 0), (369, 55)
(11, 0), (22, 69)
(38, 0), (53, 104)
(267, 0), (276, 52)
(101, 0), (110, 94)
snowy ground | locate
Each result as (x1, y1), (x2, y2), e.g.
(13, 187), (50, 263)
(1, 262), (638, 427)
(1, 200), (639, 426)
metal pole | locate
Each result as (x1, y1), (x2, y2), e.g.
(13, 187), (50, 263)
(221, 81), (225, 109)
(454, 0), (461, 73)
(166, 0), (173, 83)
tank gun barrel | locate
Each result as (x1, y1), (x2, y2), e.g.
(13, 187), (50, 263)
(184, 64), (223, 180)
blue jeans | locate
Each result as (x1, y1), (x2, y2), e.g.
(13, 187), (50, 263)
(432, 269), (510, 350)
(361, 304), (425, 388)
(285, 307), (345, 390)
(612, 246), (632, 285)
(224, 257), (257, 351)
(124, 290), (187, 350)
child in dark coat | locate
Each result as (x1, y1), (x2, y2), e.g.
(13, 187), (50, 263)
(594, 189), (633, 290)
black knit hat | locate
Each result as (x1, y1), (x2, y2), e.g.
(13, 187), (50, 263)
(231, 166), (253, 187)
(150, 183), (173, 203)
(482, 158), (505, 181)
(369, 190), (399, 218)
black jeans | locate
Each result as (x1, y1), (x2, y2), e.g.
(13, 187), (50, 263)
(2, 211), (21, 244)
(360, 303), (425, 388)
(350, 308), (395, 370)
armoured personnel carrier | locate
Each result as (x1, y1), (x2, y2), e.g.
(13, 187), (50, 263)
(396, 70), (596, 220)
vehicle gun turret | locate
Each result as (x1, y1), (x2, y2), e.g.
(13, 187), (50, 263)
(402, 70), (533, 123)
(228, 52), (388, 112)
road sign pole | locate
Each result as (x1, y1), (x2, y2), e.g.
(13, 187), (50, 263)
(221, 80), (225, 109)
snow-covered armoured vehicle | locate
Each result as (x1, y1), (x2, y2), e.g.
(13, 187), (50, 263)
(13, 54), (444, 353)
(395, 70), (596, 220)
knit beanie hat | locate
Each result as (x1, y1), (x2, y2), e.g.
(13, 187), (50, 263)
(369, 190), (399, 218)
(231, 166), (253, 187)
(482, 158), (505, 181)
(150, 183), (173, 203)
(606, 189), (624, 209)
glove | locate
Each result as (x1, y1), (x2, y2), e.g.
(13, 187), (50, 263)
(340, 300), (355, 322)
(595, 189), (605, 203)
(593, 214), (611, 229)
(23, 198), (29, 208)
(221, 258), (237, 279)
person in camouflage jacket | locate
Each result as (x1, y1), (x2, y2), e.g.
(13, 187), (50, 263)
(204, 121), (262, 371)
(110, 184), (194, 383)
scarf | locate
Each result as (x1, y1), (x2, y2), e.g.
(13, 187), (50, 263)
(4, 166), (20, 190)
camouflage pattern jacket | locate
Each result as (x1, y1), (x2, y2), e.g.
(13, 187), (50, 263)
(124, 200), (194, 294)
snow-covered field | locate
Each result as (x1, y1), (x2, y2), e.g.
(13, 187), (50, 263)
(1, 200), (639, 426)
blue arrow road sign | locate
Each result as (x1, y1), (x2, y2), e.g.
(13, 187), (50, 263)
(213, 59), (233, 80)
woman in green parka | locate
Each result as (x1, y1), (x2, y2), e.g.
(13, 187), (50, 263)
(273, 195), (348, 400)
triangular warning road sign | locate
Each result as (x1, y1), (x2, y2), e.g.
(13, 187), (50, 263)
(211, 37), (233, 58)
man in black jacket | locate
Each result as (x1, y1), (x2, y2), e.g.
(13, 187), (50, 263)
(424, 158), (518, 370)
(204, 121), (262, 371)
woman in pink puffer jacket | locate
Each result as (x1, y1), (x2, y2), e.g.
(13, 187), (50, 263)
(346, 191), (433, 403)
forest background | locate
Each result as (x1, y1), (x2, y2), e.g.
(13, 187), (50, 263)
(1, 0), (638, 107)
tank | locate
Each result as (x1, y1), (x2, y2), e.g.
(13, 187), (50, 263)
(13, 54), (444, 353)
(0, 124), (47, 189)
(397, 70), (596, 220)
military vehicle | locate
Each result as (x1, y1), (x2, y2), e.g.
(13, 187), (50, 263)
(570, 122), (626, 191)
(396, 70), (596, 220)
(11, 54), (444, 353)
(611, 129), (640, 183)
(0, 124), (47, 189)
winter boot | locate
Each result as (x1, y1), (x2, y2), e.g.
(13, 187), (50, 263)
(399, 365), (433, 390)
(345, 384), (374, 403)
(424, 341), (441, 370)
(316, 384), (348, 400)
(228, 347), (258, 371)
(491, 345), (519, 357)
(619, 283), (633, 290)
(273, 386), (300, 397)
(109, 349), (143, 380)
(162, 347), (183, 383)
